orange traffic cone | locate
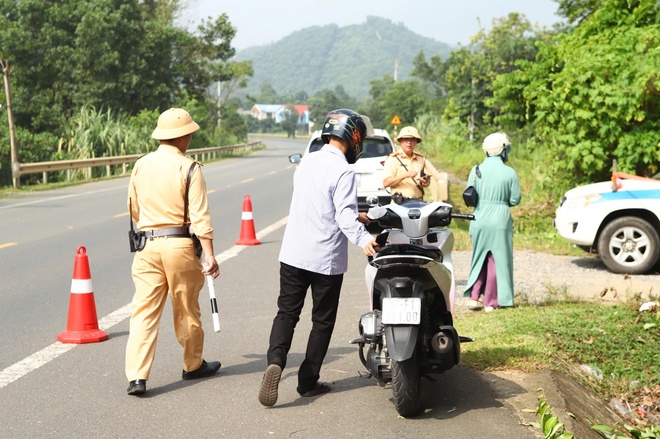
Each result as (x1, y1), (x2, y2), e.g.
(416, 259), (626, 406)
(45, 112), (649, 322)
(57, 246), (109, 344)
(235, 194), (261, 245)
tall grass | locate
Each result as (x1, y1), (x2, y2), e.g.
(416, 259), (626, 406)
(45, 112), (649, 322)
(57, 104), (156, 160)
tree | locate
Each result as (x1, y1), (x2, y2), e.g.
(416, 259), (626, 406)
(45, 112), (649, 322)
(412, 13), (551, 136)
(307, 87), (357, 127)
(280, 105), (299, 138)
(0, 0), (242, 133)
(360, 75), (430, 129)
(506, 0), (659, 180)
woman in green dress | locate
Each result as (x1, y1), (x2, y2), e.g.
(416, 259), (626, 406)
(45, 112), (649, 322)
(464, 132), (521, 312)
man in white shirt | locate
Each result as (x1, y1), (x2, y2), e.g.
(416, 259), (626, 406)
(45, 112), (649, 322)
(258, 109), (379, 407)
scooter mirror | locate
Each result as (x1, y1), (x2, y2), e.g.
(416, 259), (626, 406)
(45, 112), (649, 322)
(288, 153), (302, 164)
(366, 195), (379, 206)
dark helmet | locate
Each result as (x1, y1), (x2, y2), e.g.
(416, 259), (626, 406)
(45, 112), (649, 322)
(321, 109), (372, 163)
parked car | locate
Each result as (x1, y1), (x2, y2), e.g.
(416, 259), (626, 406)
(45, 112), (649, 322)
(553, 172), (660, 274)
(289, 129), (394, 211)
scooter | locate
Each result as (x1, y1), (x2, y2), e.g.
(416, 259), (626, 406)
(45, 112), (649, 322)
(351, 196), (474, 417)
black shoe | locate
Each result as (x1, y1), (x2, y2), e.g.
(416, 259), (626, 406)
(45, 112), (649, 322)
(258, 364), (282, 407)
(127, 379), (146, 396)
(297, 381), (331, 397)
(181, 360), (221, 380)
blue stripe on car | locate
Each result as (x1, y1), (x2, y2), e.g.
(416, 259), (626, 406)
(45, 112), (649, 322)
(595, 189), (660, 203)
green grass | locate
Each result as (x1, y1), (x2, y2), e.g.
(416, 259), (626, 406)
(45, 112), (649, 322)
(455, 298), (660, 429)
(457, 301), (659, 385)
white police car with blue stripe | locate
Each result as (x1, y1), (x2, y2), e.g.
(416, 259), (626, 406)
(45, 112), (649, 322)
(554, 173), (660, 274)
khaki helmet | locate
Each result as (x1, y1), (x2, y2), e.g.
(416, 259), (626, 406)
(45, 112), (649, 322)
(396, 126), (422, 143)
(151, 108), (200, 140)
(482, 132), (512, 156)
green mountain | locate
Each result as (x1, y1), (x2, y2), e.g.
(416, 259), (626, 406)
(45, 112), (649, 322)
(235, 16), (452, 100)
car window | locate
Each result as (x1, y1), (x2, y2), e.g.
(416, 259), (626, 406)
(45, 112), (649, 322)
(309, 138), (324, 153)
(307, 135), (393, 157)
(361, 138), (393, 158)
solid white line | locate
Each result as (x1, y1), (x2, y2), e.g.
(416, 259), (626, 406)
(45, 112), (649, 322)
(0, 216), (288, 390)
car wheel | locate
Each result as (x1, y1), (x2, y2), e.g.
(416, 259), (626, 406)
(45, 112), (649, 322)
(597, 217), (660, 274)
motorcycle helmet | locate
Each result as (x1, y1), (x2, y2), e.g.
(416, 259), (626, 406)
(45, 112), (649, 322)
(482, 132), (512, 161)
(321, 109), (373, 164)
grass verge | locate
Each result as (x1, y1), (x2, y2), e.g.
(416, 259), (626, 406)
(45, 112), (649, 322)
(455, 297), (660, 430)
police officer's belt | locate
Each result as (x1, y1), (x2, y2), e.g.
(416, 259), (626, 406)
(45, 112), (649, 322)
(144, 226), (191, 240)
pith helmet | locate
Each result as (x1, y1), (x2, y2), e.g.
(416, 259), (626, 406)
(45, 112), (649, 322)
(151, 108), (200, 140)
(482, 132), (512, 156)
(396, 126), (422, 143)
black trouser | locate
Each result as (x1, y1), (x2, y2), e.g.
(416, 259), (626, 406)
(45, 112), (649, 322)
(267, 262), (344, 393)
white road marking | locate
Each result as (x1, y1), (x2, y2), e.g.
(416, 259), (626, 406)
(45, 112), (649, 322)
(0, 217), (288, 390)
(0, 185), (125, 210)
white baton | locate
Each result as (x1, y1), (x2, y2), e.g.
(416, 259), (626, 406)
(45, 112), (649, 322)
(205, 274), (221, 333)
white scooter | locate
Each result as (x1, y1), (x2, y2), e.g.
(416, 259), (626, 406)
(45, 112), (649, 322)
(351, 196), (474, 417)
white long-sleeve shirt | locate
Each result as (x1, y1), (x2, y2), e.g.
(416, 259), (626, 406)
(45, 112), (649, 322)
(279, 144), (373, 275)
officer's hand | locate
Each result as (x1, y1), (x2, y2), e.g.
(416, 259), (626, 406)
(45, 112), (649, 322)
(203, 257), (220, 279)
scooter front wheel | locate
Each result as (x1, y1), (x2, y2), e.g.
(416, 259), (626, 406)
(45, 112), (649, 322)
(391, 350), (421, 417)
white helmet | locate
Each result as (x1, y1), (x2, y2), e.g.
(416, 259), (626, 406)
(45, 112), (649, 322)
(482, 132), (512, 157)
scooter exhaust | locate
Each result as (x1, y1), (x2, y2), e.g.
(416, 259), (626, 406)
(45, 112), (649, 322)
(431, 332), (452, 354)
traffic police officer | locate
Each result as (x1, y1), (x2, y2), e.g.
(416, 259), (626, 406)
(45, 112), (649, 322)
(383, 126), (441, 200)
(125, 108), (220, 396)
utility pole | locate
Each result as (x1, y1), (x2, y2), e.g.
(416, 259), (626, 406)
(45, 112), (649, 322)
(469, 77), (475, 142)
(394, 57), (398, 82)
(1, 59), (19, 188)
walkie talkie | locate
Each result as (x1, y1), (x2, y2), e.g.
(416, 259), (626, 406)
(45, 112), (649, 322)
(128, 198), (146, 252)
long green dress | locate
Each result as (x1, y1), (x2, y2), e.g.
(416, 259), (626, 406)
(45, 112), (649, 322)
(463, 156), (521, 307)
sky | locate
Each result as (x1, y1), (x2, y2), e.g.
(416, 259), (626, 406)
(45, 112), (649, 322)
(179, 0), (564, 50)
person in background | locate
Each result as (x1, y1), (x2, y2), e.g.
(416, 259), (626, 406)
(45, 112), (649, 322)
(464, 132), (521, 312)
(258, 109), (379, 407)
(382, 126), (443, 201)
(125, 108), (221, 396)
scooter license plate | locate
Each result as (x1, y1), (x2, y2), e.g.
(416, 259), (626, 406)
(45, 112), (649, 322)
(381, 298), (421, 325)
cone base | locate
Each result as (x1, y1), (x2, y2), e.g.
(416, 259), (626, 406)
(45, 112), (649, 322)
(57, 329), (109, 344)
(235, 238), (261, 245)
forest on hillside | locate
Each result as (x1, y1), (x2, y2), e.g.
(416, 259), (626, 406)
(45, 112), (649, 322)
(234, 16), (452, 99)
(0, 0), (658, 190)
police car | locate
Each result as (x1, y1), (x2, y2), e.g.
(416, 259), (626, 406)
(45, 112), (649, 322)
(554, 172), (660, 274)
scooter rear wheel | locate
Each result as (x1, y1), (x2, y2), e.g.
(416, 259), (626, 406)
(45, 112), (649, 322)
(391, 350), (421, 417)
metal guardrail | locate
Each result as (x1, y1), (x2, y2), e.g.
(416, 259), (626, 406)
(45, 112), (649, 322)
(13, 141), (263, 184)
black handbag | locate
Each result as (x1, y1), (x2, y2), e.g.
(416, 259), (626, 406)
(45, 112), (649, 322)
(463, 165), (481, 208)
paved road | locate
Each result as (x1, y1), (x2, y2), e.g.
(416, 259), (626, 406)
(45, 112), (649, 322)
(0, 137), (543, 438)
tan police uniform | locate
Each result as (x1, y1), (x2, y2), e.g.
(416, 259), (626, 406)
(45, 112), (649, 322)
(383, 148), (440, 199)
(125, 143), (213, 381)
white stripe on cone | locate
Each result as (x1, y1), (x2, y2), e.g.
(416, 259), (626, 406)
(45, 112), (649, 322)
(241, 212), (253, 220)
(70, 279), (94, 294)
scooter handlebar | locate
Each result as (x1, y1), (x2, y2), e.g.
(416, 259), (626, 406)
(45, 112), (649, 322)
(451, 213), (475, 221)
